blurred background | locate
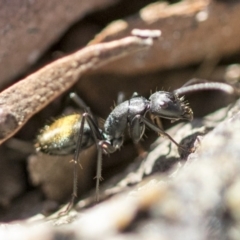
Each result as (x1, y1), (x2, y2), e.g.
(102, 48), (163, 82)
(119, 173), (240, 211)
(0, 0), (239, 222)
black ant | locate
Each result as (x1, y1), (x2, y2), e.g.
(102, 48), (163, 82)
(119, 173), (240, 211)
(35, 79), (236, 213)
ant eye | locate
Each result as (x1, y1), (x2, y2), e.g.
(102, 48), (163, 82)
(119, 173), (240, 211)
(159, 101), (168, 109)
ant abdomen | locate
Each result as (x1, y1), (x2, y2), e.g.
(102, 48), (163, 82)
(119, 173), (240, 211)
(35, 114), (94, 155)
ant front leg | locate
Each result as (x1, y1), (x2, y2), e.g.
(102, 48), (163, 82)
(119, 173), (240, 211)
(129, 115), (150, 157)
(129, 115), (145, 143)
(135, 115), (191, 153)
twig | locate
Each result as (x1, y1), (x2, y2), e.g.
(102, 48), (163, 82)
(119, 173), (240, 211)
(0, 29), (160, 144)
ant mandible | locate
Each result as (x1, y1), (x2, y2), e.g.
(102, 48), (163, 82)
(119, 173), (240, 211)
(35, 79), (235, 213)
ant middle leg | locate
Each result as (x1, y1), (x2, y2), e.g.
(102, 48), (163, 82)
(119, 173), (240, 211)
(59, 112), (89, 215)
(59, 110), (105, 214)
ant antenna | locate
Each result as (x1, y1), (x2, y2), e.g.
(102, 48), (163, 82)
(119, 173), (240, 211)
(174, 81), (236, 96)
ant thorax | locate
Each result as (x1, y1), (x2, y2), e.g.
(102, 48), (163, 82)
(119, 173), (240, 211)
(104, 96), (149, 142)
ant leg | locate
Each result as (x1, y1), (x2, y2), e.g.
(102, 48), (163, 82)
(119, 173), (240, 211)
(95, 146), (103, 201)
(69, 94), (106, 199)
(59, 114), (87, 215)
(128, 116), (148, 157)
(131, 92), (140, 98)
(70, 92), (90, 112)
(95, 140), (117, 201)
(115, 91), (140, 109)
(60, 110), (106, 215)
(117, 92), (125, 105)
(116, 91), (140, 106)
(83, 114), (114, 201)
(134, 115), (190, 152)
(70, 93), (98, 127)
(129, 115), (145, 143)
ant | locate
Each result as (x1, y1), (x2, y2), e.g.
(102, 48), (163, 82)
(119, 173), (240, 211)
(35, 79), (236, 214)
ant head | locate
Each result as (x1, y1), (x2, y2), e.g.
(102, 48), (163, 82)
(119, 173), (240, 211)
(149, 91), (193, 122)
